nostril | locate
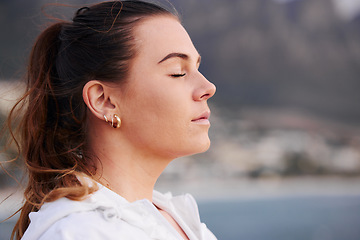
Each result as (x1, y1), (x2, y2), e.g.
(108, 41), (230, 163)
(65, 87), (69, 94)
(201, 93), (208, 98)
(200, 93), (210, 100)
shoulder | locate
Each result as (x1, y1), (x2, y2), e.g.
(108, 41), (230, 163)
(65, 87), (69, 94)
(22, 187), (149, 240)
(37, 210), (145, 240)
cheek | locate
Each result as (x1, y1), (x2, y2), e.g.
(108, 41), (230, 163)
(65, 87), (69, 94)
(125, 85), (184, 123)
(121, 83), (189, 143)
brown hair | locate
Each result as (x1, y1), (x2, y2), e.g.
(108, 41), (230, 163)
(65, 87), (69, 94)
(3, 1), (177, 239)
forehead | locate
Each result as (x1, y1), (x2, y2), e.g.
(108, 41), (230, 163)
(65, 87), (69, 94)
(133, 15), (198, 59)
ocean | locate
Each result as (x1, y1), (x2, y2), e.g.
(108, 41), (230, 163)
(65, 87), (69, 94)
(198, 195), (360, 240)
(1, 194), (360, 240)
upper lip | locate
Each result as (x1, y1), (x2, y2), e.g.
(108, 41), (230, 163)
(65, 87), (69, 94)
(192, 110), (211, 121)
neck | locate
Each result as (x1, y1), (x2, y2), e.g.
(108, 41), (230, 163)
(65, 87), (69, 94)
(88, 127), (171, 202)
(97, 152), (169, 202)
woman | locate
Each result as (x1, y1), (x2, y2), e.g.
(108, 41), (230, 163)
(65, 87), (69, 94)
(8, 1), (216, 239)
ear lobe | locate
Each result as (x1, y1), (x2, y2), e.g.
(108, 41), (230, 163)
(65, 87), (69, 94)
(83, 80), (115, 120)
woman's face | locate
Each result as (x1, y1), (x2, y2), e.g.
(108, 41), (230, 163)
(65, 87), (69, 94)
(114, 15), (216, 159)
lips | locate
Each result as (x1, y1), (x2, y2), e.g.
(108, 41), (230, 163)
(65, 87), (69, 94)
(191, 111), (211, 124)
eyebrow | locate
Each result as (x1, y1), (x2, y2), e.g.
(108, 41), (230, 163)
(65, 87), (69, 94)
(158, 52), (201, 65)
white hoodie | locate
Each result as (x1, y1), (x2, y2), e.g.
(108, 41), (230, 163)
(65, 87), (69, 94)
(21, 185), (217, 240)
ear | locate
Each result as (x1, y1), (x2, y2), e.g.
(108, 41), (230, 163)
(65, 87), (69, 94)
(82, 80), (115, 120)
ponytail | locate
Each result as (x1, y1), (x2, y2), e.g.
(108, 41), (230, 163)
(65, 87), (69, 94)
(10, 22), (98, 239)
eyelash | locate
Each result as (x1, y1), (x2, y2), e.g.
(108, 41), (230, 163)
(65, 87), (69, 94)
(171, 73), (186, 78)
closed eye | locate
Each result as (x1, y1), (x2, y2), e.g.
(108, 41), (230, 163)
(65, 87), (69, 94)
(171, 73), (186, 78)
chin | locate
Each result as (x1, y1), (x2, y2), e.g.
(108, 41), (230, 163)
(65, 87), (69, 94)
(199, 141), (211, 153)
(185, 138), (211, 157)
(170, 134), (211, 158)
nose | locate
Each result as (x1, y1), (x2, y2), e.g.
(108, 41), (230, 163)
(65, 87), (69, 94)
(193, 72), (216, 101)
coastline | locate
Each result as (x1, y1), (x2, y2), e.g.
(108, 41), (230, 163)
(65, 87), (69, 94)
(156, 176), (360, 201)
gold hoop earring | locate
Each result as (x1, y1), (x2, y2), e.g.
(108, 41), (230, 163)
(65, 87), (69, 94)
(104, 115), (109, 123)
(111, 114), (121, 128)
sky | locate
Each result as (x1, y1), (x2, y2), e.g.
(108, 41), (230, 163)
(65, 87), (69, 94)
(271, 0), (360, 21)
(332, 0), (360, 21)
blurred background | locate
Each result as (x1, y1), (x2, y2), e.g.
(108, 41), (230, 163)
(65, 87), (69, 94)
(1, 0), (360, 239)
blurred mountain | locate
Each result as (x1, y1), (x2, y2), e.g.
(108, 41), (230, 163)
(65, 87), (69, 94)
(1, 0), (360, 126)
